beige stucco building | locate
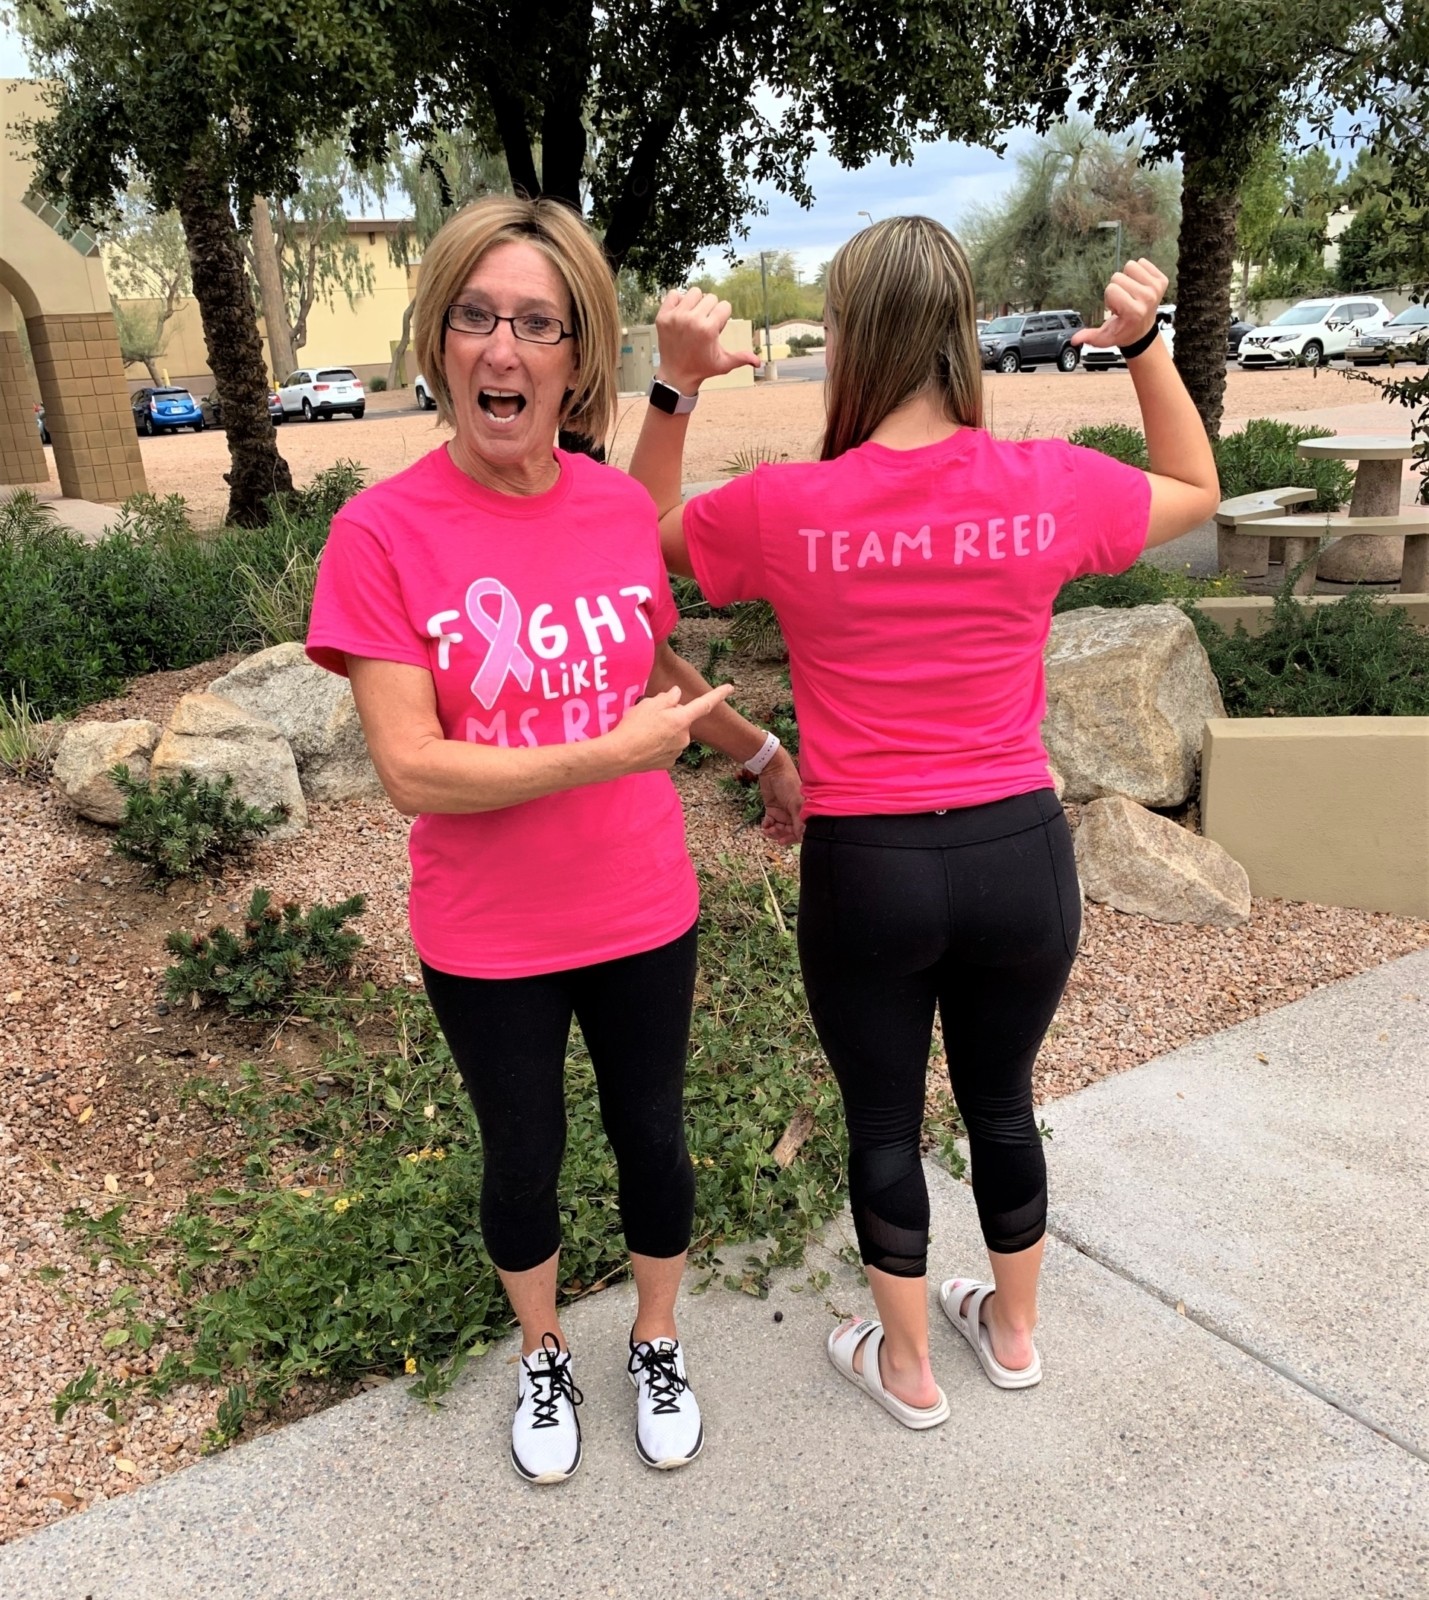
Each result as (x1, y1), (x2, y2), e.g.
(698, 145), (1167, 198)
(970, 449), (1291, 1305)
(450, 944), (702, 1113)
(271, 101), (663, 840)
(2, 78), (146, 502)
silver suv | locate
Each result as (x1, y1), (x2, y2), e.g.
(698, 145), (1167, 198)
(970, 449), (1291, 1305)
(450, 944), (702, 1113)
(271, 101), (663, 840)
(979, 310), (1085, 373)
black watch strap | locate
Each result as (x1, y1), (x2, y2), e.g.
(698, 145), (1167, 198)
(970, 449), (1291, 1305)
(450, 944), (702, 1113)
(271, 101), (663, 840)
(1119, 324), (1162, 361)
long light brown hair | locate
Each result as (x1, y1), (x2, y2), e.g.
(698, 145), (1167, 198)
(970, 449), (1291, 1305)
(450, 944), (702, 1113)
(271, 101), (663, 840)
(821, 215), (984, 460)
(412, 195), (620, 442)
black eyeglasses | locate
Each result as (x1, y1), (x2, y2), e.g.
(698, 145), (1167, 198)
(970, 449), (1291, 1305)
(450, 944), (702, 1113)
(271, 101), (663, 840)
(444, 304), (575, 344)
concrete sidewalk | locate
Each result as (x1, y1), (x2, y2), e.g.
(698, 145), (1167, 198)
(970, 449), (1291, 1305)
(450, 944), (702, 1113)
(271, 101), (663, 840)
(3, 954), (1426, 1599)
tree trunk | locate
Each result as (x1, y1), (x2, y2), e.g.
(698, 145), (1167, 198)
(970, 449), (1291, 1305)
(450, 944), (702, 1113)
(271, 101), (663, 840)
(178, 165), (292, 525)
(386, 299), (415, 391)
(250, 195), (296, 381)
(1174, 163), (1241, 439)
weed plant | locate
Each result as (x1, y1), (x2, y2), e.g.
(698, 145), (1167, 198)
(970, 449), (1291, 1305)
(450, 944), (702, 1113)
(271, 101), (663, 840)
(1054, 561), (1243, 613)
(0, 686), (59, 777)
(721, 443), (789, 476)
(1190, 583), (1429, 717)
(56, 868), (966, 1440)
(112, 766), (286, 886)
(1067, 424), (1150, 469)
(0, 488), (63, 544)
(165, 888), (366, 1013)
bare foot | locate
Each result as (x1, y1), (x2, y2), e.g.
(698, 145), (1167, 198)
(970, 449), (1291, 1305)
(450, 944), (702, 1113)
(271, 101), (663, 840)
(956, 1290), (1035, 1372)
(839, 1319), (942, 1409)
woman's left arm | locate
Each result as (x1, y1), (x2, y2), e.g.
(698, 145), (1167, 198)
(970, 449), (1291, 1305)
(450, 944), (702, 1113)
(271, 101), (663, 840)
(647, 640), (803, 842)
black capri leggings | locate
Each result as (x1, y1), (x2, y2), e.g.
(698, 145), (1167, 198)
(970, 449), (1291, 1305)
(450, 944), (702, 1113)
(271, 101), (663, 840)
(421, 922), (699, 1275)
(797, 789), (1080, 1276)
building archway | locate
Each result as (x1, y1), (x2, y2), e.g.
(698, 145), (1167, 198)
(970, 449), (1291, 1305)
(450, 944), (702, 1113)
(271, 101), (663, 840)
(1, 78), (146, 502)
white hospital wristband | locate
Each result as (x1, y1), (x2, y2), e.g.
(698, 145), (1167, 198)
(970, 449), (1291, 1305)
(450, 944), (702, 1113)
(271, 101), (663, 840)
(740, 732), (781, 776)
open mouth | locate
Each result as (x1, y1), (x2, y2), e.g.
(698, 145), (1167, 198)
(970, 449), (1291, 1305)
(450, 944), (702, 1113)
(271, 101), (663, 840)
(479, 389), (527, 424)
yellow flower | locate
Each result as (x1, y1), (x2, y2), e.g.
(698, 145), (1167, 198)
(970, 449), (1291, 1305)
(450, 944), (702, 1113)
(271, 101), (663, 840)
(333, 1197), (351, 1213)
(404, 1356), (417, 1375)
(333, 1146), (345, 1160)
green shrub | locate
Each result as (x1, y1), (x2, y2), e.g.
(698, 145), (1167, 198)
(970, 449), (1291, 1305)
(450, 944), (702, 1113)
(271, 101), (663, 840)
(112, 766), (287, 886)
(164, 888), (366, 1013)
(367, 376), (388, 392)
(1190, 584), (1429, 717)
(0, 686), (59, 777)
(721, 443), (789, 476)
(1213, 419), (1354, 512)
(0, 490), (338, 718)
(729, 598), (787, 660)
(1055, 562), (1243, 613)
(0, 488), (63, 545)
(1067, 424), (1150, 469)
(276, 461), (366, 522)
(670, 574), (729, 619)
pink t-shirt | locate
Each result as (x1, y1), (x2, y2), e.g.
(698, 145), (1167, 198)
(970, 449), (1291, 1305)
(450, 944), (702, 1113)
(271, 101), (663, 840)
(306, 445), (697, 978)
(683, 429), (1150, 815)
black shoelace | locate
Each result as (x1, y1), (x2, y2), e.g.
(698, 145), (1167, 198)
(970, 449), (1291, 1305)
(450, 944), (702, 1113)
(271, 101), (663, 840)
(628, 1340), (688, 1415)
(525, 1334), (582, 1430)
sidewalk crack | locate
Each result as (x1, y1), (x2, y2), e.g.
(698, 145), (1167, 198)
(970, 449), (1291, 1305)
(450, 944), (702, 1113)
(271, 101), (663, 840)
(1049, 1229), (1429, 1466)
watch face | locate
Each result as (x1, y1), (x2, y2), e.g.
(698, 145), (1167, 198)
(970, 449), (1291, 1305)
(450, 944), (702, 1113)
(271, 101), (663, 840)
(649, 379), (696, 414)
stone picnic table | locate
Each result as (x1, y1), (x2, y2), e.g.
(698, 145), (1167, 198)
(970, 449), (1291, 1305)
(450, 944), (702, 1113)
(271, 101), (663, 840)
(1298, 434), (1415, 583)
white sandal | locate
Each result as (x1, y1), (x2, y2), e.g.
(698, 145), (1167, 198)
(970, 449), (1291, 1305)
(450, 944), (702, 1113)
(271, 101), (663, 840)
(937, 1279), (1042, 1390)
(825, 1318), (950, 1430)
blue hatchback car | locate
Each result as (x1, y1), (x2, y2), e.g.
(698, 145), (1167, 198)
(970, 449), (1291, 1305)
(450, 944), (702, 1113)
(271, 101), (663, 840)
(131, 386), (206, 435)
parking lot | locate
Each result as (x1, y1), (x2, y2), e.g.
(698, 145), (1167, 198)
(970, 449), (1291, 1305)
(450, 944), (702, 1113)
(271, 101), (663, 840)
(21, 361), (1410, 527)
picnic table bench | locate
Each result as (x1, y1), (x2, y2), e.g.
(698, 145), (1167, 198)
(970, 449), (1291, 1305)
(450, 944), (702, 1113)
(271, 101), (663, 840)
(1215, 487), (1317, 576)
(1228, 511), (1429, 594)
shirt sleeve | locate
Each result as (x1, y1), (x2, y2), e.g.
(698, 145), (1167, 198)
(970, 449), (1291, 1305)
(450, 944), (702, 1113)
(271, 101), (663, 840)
(681, 471), (767, 607)
(1061, 440), (1153, 578)
(305, 511), (431, 678)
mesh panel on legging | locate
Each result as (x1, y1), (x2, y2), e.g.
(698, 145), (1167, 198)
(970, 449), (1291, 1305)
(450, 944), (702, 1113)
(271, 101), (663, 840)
(849, 1144), (932, 1277)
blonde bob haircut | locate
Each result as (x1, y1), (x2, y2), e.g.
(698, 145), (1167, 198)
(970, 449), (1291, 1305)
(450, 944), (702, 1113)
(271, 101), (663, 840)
(821, 215), (984, 460)
(412, 194), (620, 443)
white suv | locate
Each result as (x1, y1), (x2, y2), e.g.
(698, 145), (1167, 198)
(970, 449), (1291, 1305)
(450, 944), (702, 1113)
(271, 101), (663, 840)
(277, 366), (366, 421)
(1083, 304), (1175, 370)
(413, 373), (437, 410)
(1237, 296), (1392, 369)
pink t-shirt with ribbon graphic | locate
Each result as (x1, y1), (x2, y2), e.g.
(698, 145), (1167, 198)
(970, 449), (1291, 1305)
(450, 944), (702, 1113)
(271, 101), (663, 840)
(682, 429), (1151, 816)
(307, 445), (697, 978)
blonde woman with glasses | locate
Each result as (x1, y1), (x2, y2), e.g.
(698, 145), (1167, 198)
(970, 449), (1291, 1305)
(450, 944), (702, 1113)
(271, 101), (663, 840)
(628, 216), (1218, 1427)
(306, 195), (801, 1481)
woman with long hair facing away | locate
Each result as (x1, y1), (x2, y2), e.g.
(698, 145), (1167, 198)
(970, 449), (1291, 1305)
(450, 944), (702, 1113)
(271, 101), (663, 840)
(305, 195), (801, 1480)
(627, 218), (1217, 1427)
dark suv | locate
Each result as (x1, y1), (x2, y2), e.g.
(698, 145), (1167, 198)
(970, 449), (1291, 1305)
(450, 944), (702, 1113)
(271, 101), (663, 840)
(979, 311), (1084, 373)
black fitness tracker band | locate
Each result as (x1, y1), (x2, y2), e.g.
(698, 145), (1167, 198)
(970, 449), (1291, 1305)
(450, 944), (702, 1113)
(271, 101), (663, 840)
(1118, 324), (1162, 361)
(648, 378), (699, 415)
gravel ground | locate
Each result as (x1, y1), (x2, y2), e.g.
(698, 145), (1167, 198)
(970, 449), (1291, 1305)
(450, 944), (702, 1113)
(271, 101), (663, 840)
(3, 639), (1427, 1545)
(17, 364), (1412, 524)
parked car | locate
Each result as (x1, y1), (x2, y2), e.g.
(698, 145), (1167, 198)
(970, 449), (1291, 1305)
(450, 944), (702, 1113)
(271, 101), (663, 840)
(131, 386), (205, 435)
(277, 367), (365, 421)
(1237, 296), (1392, 369)
(34, 403), (49, 445)
(1082, 304), (1175, 371)
(1227, 316), (1257, 357)
(1344, 303), (1429, 366)
(978, 310), (1085, 373)
(413, 373), (437, 410)
(199, 390), (285, 428)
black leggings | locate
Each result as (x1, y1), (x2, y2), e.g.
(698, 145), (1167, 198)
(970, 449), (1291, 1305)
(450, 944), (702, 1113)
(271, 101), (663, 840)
(421, 923), (699, 1274)
(797, 789), (1079, 1276)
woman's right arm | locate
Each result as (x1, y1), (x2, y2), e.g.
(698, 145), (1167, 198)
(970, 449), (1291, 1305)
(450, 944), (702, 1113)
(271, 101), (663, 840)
(1071, 261), (1221, 548)
(346, 656), (732, 816)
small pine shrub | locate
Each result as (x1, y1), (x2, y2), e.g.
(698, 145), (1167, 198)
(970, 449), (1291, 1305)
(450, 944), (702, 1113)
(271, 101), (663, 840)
(670, 575), (729, 619)
(1190, 582), (1429, 717)
(1067, 424), (1150, 469)
(111, 766), (287, 886)
(164, 887), (366, 1013)
(729, 599), (787, 661)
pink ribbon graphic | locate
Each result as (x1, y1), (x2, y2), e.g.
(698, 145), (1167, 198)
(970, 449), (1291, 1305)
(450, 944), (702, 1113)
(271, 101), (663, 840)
(465, 578), (535, 709)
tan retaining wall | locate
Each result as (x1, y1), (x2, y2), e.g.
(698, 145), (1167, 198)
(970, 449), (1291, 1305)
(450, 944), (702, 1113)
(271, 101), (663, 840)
(1193, 595), (1429, 636)
(1201, 717), (1429, 917)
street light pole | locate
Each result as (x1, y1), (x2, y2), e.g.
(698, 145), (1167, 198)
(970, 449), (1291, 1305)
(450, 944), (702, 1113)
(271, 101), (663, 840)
(1097, 218), (1124, 272)
(857, 210), (873, 227)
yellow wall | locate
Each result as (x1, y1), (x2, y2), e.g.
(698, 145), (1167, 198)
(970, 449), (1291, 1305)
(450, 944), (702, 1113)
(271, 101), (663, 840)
(115, 231), (419, 391)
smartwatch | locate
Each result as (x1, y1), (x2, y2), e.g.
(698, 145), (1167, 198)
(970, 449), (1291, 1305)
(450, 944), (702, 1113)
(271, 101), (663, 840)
(648, 377), (699, 415)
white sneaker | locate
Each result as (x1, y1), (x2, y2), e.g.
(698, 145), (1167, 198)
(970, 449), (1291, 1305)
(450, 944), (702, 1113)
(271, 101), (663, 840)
(627, 1333), (703, 1469)
(511, 1334), (582, 1484)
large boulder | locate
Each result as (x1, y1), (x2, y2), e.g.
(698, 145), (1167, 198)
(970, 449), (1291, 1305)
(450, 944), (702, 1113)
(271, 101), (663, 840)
(1074, 795), (1251, 928)
(150, 693), (307, 838)
(208, 644), (381, 802)
(1043, 604), (1224, 807)
(52, 719), (161, 824)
